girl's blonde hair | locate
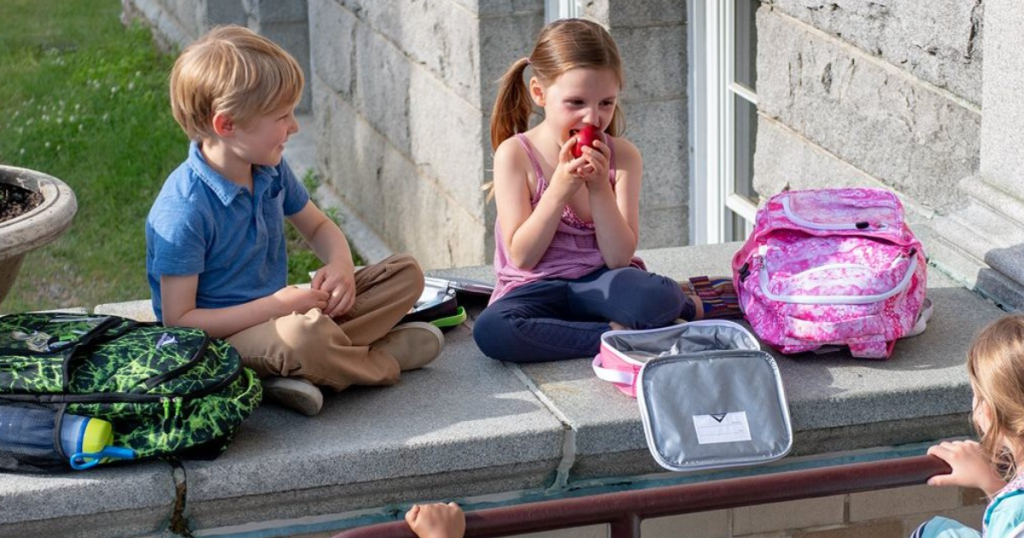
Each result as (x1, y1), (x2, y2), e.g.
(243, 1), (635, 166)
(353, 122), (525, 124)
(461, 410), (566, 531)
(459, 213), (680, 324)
(967, 315), (1024, 479)
(489, 18), (626, 150)
(170, 25), (304, 141)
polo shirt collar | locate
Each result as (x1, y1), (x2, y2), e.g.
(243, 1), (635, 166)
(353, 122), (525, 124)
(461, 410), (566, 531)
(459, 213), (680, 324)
(187, 141), (280, 206)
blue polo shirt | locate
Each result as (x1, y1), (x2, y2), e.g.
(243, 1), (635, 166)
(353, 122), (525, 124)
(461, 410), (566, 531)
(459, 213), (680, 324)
(146, 141), (310, 321)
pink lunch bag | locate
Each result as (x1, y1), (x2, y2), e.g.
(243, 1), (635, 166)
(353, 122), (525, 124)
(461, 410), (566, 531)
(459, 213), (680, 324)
(592, 320), (763, 397)
(732, 188), (928, 359)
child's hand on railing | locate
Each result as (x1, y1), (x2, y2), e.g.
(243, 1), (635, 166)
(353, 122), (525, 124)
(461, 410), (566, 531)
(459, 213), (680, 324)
(927, 440), (1006, 497)
(405, 502), (466, 538)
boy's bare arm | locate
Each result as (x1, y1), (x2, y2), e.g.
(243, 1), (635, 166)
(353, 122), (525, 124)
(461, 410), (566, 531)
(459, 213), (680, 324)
(287, 201), (357, 317)
(161, 274), (329, 339)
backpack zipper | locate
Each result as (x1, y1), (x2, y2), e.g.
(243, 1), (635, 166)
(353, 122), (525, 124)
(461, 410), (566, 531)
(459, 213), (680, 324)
(781, 197), (893, 231)
(601, 321), (760, 367)
(756, 250), (918, 304)
(0, 360), (244, 404)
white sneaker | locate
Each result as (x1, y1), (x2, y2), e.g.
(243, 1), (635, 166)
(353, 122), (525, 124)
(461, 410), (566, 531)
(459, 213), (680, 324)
(261, 376), (323, 416)
(905, 298), (934, 338)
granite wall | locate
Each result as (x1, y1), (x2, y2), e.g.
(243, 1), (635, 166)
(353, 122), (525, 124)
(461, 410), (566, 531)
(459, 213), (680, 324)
(753, 1), (983, 217)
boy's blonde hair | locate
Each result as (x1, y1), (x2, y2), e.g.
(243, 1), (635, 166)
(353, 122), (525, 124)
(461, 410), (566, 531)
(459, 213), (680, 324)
(170, 25), (304, 141)
(967, 314), (1024, 479)
(490, 18), (626, 150)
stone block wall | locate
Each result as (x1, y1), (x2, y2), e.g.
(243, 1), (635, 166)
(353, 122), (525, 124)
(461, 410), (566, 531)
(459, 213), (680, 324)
(582, 0), (690, 248)
(121, 0), (312, 112)
(123, 0), (984, 264)
(754, 1), (983, 217)
(308, 0), (545, 269)
(124, 0), (691, 266)
(241, 0), (312, 111)
(310, 0), (689, 268)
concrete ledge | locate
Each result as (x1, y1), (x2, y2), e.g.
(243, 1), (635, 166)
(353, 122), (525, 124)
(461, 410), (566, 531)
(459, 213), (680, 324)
(516, 244), (995, 480)
(182, 322), (565, 529)
(1, 243), (1004, 537)
(0, 462), (177, 537)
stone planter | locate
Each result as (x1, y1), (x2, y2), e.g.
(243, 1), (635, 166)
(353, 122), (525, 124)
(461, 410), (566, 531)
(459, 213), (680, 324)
(0, 165), (77, 307)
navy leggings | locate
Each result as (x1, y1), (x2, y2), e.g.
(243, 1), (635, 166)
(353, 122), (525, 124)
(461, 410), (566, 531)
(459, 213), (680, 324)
(473, 267), (692, 363)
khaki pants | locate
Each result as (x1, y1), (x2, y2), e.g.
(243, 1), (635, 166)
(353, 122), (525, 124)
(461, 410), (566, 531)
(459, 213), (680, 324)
(226, 254), (424, 392)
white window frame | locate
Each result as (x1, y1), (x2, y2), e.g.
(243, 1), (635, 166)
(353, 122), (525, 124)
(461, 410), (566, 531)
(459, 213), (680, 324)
(690, 0), (759, 244)
(545, 0), (580, 23)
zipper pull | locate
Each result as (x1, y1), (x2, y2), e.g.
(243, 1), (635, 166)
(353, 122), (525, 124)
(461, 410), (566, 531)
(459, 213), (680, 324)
(174, 397), (183, 428)
(161, 397), (173, 432)
(739, 263), (751, 283)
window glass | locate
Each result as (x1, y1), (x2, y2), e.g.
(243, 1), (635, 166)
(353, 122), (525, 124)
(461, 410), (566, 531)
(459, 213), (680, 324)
(734, 0), (759, 91)
(733, 94), (759, 205)
(729, 209), (751, 242)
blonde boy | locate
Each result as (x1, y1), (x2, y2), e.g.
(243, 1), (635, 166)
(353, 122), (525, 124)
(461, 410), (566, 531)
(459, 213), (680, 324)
(146, 26), (443, 416)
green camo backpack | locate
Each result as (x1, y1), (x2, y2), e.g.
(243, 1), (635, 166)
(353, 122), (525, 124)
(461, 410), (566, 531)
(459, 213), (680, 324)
(0, 312), (262, 473)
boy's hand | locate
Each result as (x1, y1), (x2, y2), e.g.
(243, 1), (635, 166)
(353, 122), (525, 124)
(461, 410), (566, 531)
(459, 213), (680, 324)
(311, 262), (357, 317)
(272, 286), (329, 314)
(927, 440), (1006, 496)
(405, 503), (465, 538)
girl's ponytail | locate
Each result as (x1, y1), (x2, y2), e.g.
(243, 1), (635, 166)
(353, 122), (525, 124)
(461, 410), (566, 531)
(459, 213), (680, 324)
(490, 57), (534, 150)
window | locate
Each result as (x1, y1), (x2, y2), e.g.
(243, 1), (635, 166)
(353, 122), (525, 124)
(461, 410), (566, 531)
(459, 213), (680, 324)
(545, 0), (580, 23)
(690, 0), (761, 244)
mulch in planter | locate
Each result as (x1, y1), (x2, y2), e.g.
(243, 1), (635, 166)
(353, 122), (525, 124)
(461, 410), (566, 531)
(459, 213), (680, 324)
(0, 183), (44, 224)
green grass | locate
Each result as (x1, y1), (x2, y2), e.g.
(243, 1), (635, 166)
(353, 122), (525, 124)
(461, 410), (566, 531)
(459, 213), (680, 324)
(0, 0), (355, 313)
(286, 171), (365, 284)
(0, 0), (184, 313)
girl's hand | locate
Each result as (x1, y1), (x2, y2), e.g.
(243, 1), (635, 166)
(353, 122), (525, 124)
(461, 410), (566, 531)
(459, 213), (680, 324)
(927, 440), (1007, 496)
(311, 261), (357, 317)
(549, 137), (589, 199)
(579, 138), (612, 192)
(405, 503), (466, 538)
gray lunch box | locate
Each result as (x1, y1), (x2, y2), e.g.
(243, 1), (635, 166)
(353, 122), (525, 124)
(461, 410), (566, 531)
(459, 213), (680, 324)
(593, 321), (793, 472)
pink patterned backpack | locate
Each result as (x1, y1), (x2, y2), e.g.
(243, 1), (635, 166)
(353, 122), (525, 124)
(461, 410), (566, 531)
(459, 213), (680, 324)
(731, 188), (928, 359)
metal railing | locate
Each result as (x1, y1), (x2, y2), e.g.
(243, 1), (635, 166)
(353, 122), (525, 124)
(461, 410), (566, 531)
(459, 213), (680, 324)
(333, 455), (951, 538)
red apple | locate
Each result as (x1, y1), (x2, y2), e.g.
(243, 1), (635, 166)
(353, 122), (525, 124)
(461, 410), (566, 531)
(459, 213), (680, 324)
(572, 124), (598, 159)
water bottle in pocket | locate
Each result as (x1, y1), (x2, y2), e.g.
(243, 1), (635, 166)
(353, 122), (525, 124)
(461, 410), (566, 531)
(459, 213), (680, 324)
(59, 412), (136, 470)
(0, 403), (135, 472)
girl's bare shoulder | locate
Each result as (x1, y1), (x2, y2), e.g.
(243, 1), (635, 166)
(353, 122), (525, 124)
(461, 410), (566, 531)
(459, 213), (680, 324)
(494, 136), (528, 167)
(493, 136), (534, 191)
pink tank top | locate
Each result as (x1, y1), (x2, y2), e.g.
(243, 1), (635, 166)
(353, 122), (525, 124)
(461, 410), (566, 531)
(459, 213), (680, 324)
(490, 134), (646, 304)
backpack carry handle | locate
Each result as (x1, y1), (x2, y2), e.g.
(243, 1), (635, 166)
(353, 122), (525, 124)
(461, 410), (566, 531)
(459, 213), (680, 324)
(59, 317), (142, 390)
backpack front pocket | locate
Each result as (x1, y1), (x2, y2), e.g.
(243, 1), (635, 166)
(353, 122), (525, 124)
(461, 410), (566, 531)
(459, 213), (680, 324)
(760, 233), (917, 304)
(0, 314), (122, 393)
(781, 189), (903, 234)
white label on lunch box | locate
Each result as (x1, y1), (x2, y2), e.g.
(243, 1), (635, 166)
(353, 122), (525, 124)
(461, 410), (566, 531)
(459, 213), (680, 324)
(693, 412), (752, 444)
